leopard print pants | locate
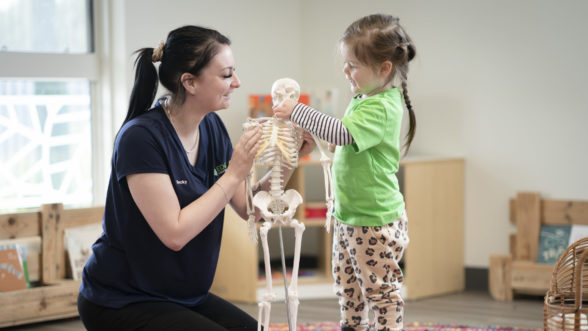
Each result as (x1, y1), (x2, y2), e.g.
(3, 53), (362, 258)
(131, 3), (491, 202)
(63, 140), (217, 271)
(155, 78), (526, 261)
(332, 212), (409, 331)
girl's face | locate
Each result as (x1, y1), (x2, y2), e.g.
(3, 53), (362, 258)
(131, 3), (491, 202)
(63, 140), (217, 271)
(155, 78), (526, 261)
(193, 44), (240, 111)
(341, 43), (385, 97)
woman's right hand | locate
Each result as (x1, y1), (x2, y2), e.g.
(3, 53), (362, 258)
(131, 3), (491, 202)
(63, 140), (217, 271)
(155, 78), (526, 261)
(226, 126), (262, 181)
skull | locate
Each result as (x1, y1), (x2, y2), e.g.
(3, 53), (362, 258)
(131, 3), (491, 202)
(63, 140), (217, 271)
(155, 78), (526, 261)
(271, 78), (300, 106)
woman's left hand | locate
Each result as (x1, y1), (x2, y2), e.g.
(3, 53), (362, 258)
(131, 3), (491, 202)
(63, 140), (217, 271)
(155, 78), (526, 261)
(299, 131), (315, 159)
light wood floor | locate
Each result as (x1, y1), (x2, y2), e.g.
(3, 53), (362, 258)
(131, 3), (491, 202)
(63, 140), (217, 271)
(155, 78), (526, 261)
(3, 291), (544, 330)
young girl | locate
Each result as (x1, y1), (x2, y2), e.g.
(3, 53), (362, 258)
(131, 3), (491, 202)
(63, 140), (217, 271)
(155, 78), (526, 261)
(273, 14), (416, 331)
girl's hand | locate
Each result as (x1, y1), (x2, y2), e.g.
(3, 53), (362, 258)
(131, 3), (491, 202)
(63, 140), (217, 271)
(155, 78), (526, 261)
(226, 126), (262, 181)
(299, 131), (315, 159)
(328, 143), (335, 153)
(273, 98), (297, 119)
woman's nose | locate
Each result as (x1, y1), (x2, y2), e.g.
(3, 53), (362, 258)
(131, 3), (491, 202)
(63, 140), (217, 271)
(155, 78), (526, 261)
(232, 73), (241, 88)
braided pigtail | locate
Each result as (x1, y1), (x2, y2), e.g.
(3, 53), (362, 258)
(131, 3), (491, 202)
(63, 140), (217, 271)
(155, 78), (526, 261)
(401, 80), (416, 155)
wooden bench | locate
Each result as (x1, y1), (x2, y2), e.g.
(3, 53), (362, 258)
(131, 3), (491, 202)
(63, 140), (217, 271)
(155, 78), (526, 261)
(489, 192), (588, 301)
(0, 203), (103, 327)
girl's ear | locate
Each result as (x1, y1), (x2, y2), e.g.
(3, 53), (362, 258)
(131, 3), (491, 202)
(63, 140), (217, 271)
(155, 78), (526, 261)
(379, 61), (393, 78)
(181, 73), (198, 95)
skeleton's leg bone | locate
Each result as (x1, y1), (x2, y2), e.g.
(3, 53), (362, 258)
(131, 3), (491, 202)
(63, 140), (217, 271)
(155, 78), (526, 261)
(277, 221), (293, 331)
(287, 219), (305, 330)
(258, 221), (275, 331)
(257, 302), (267, 331)
(260, 222), (275, 297)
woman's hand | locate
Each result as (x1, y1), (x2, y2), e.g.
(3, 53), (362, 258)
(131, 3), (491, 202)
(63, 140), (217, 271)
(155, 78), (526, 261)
(226, 126), (262, 181)
(299, 131), (315, 159)
(273, 98), (297, 119)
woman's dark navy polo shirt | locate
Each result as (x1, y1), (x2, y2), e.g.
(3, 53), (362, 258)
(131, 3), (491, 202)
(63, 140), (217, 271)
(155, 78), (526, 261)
(80, 103), (233, 308)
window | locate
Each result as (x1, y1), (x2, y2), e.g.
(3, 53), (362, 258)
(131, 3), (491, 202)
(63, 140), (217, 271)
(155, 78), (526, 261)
(0, 0), (93, 53)
(0, 80), (92, 210)
(0, 0), (102, 212)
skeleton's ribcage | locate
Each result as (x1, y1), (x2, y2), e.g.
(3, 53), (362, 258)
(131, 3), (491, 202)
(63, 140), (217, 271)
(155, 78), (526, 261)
(245, 117), (303, 169)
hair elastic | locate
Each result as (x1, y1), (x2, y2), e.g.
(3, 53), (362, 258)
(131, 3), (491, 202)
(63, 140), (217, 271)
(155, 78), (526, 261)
(152, 40), (165, 62)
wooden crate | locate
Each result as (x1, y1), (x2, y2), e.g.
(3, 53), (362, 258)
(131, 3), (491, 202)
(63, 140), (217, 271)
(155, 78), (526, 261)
(489, 192), (588, 301)
(0, 203), (103, 328)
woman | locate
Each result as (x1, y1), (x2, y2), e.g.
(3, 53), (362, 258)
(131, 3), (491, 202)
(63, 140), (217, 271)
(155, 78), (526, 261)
(78, 25), (312, 331)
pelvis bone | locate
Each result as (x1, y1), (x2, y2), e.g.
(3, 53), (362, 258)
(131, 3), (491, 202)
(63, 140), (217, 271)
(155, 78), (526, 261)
(253, 189), (303, 222)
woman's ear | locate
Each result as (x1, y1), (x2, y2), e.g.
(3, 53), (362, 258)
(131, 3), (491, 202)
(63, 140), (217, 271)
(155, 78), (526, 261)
(181, 73), (198, 95)
(379, 61), (393, 78)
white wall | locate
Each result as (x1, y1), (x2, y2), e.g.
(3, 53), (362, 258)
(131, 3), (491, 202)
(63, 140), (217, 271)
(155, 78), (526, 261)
(119, 0), (588, 268)
(119, 0), (302, 143)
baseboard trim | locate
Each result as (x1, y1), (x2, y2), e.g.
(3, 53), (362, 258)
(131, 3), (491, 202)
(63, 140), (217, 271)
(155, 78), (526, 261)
(255, 267), (490, 301)
(465, 267), (488, 292)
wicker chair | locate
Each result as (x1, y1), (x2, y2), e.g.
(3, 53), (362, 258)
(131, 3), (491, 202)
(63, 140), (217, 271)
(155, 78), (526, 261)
(544, 237), (588, 331)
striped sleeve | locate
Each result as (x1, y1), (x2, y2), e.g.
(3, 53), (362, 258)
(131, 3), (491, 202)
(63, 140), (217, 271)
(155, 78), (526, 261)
(290, 103), (354, 145)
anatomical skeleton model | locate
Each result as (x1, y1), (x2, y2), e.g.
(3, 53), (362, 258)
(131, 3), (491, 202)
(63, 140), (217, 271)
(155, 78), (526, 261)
(243, 78), (334, 331)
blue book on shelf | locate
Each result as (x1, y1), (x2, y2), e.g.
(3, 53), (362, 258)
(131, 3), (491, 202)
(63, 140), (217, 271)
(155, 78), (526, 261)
(536, 225), (572, 264)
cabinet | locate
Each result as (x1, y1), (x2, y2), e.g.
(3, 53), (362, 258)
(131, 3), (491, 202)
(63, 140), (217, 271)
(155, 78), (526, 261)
(400, 157), (465, 300)
(211, 156), (464, 303)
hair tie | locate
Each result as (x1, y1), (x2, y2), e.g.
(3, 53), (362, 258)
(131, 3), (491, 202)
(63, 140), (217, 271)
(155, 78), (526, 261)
(152, 40), (165, 62)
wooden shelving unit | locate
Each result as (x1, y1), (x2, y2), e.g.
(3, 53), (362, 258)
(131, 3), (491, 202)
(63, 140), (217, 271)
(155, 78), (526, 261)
(489, 192), (588, 301)
(212, 156), (465, 303)
(0, 203), (104, 328)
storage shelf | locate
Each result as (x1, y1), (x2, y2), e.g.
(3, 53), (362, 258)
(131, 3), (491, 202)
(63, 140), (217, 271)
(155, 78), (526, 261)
(0, 204), (104, 328)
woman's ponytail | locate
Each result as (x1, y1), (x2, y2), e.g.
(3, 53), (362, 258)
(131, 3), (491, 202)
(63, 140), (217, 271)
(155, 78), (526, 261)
(122, 48), (159, 126)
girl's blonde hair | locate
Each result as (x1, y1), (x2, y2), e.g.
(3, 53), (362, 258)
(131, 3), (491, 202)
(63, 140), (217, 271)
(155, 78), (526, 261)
(342, 14), (417, 154)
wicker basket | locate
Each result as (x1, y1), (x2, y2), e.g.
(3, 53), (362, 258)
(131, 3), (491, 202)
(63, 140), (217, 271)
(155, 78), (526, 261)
(544, 237), (588, 331)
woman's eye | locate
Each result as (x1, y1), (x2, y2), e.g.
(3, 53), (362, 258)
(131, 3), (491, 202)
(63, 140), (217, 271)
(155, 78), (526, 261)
(223, 68), (236, 79)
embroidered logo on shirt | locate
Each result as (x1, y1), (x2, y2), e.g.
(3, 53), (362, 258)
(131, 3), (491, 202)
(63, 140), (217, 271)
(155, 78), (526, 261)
(176, 180), (188, 185)
(213, 163), (227, 176)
